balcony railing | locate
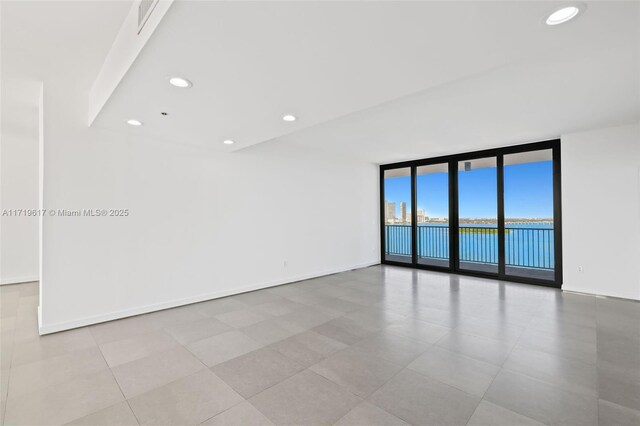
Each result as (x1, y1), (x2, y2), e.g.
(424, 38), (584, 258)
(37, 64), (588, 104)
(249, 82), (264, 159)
(385, 225), (554, 270)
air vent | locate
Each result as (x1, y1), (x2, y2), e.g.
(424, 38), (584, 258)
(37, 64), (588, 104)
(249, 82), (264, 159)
(138, 0), (159, 34)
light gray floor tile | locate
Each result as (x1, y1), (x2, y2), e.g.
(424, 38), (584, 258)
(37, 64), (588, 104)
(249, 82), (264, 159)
(384, 318), (451, 344)
(278, 307), (335, 330)
(369, 369), (481, 426)
(1, 332), (15, 372)
(269, 330), (347, 367)
(89, 316), (153, 345)
(111, 346), (205, 398)
(597, 332), (640, 371)
(0, 396), (5, 426)
(201, 401), (274, 426)
(412, 306), (465, 328)
(334, 401), (409, 426)
(597, 310), (640, 340)
(466, 400), (545, 426)
(314, 297), (364, 316)
(407, 345), (499, 397)
(215, 308), (271, 328)
(310, 347), (403, 398)
(164, 317), (231, 345)
(598, 399), (640, 426)
(518, 328), (597, 365)
(212, 347), (304, 398)
(65, 401), (139, 425)
(128, 370), (243, 426)
(12, 318), (40, 344)
(265, 283), (309, 298)
(597, 359), (640, 411)
(436, 331), (514, 366)
(249, 370), (361, 426)
(312, 316), (376, 345)
(186, 330), (263, 367)
(196, 298), (248, 317)
(485, 369), (598, 426)
(142, 305), (208, 330)
(240, 318), (304, 346)
(503, 345), (597, 396)
(8, 346), (108, 398)
(254, 299), (305, 317)
(311, 283), (354, 298)
(0, 292), (20, 318)
(10, 327), (97, 368)
(6, 271), (640, 426)
(285, 292), (336, 307)
(98, 331), (179, 367)
(353, 332), (430, 366)
(535, 307), (596, 329)
(454, 316), (526, 343)
(526, 320), (597, 345)
(4, 369), (124, 426)
(339, 290), (384, 306)
(1, 366), (10, 402)
(343, 307), (406, 331)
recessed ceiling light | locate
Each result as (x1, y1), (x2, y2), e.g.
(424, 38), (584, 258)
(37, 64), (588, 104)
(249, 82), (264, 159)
(546, 6), (581, 25)
(169, 77), (192, 88)
(223, 140), (235, 145)
(127, 119), (143, 126)
(282, 114), (297, 122)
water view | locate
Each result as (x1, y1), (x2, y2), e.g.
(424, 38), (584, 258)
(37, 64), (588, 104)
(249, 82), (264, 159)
(383, 149), (556, 281)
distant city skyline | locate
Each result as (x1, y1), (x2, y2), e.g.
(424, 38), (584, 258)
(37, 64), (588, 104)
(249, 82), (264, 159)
(384, 160), (553, 221)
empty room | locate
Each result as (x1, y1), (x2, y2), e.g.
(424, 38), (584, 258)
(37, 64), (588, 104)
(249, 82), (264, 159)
(1, 1), (639, 425)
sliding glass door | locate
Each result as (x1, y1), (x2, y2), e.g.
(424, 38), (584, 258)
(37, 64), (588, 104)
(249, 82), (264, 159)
(380, 140), (562, 288)
(416, 164), (449, 268)
(457, 157), (499, 275)
(503, 149), (555, 281)
(382, 167), (412, 264)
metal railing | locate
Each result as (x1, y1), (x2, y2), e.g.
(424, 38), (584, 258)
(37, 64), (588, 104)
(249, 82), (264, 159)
(385, 225), (412, 256)
(505, 227), (554, 269)
(459, 226), (498, 265)
(418, 225), (449, 260)
(384, 225), (554, 269)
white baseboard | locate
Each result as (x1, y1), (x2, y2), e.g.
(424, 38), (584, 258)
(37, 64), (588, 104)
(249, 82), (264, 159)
(1, 275), (39, 285)
(38, 260), (380, 335)
(562, 288), (640, 302)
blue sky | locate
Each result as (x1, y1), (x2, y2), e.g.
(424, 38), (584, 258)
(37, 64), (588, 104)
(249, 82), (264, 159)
(384, 160), (553, 219)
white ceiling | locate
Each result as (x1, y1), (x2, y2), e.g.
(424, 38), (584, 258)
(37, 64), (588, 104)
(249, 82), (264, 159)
(92, 0), (639, 160)
(281, 40), (639, 164)
(3, 1), (639, 164)
(1, 0), (132, 136)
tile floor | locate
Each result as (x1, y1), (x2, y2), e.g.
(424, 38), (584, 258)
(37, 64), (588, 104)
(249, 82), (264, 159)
(1, 265), (639, 425)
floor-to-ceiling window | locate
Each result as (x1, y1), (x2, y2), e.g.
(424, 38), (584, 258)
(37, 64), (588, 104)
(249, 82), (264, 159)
(416, 163), (450, 268)
(457, 157), (499, 275)
(380, 140), (562, 288)
(503, 149), (555, 281)
(382, 167), (413, 264)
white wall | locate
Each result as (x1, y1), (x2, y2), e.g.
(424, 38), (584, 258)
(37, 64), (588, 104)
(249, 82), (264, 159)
(1, 127), (40, 285)
(561, 123), (640, 300)
(38, 84), (379, 334)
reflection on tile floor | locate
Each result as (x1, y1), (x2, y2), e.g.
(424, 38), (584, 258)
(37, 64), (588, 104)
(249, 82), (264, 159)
(1, 265), (639, 425)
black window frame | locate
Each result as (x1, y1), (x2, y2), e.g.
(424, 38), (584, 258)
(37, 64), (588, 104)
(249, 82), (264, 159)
(380, 139), (562, 288)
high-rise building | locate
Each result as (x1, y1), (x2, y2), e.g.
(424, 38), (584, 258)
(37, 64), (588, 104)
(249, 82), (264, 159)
(400, 202), (407, 223)
(417, 209), (425, 223)
(385, 201), (396, 223)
